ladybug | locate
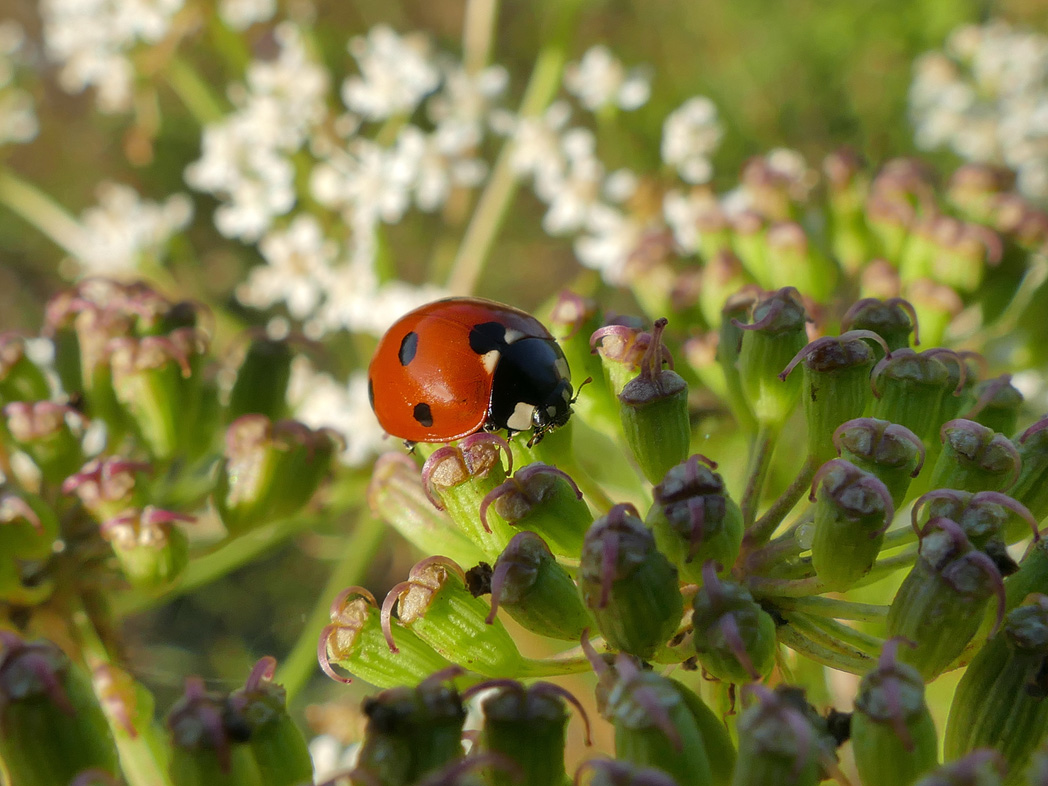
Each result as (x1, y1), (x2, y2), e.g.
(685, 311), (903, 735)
(368, 297), (573, 444)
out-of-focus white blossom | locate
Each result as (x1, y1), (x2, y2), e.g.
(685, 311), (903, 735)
(309, 734), (359, 783)
(393, 125), (488, 213)
(341, 26), (440, 121)
(564, 45), (651, 112)
(910, 20), (1048, 199)
(236, 215), (337, 320)
(309, 138), (415, 227)
(574, 204), (644, 285)
(494, 101), (573, 194)
(663, 189), (708, 255)
(68, 182), (192, 276)
(538, 128), (605, 236)
(0, 22), (37, 145)
(219, 0), (277, 30)
(427, 61), (508, 153)
(661, 96), (723, 184)
(41, 0), (184, 113)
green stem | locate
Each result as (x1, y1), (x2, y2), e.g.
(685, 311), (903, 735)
(740, 424), (779, 530)
(164, 55), (228, 124)
(776, 623), (874, 675)
(743, 533), (803, 573)
(518, 654), (593, 677)
(853, 546), (920, 588)
(113, 512), (328, 617)
(880, 525), (919, 551)
(0, 168), (86, 257)
(771, 596), (889, 623)
(746, 455), (817, 545)
(277, 514), (386, 704)
(785, 611), (885, 657)
(746, 574), (824, 598)
(445, 0), (584, 294)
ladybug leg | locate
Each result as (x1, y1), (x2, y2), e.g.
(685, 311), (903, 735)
(403, 440), (417, 453)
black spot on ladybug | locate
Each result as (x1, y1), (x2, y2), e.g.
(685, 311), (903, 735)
(468, 321), (506, 354)
(413, 402), (434, 427)
(398, 331), (419, 366)
(367, 377), (375, 409)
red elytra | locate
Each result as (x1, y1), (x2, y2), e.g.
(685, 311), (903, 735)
(368, 297), (574, 444)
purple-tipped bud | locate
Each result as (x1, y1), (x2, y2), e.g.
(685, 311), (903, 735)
(101, 506), (192, 590)
(833, 418), (924, 506)
(929, 419), (1022, 494)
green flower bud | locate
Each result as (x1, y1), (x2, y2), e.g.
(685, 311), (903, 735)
(549, 292), (619, 433)
(809, 459), (894, 591)
(354, 672), (467, 786)
(91, 663), (168, 786)
(586, 643), (713, 786)
(912, 750), (1007, 786)
(382, 557), (523, 677)
(467, 679), (588, 786)
(0, 633), (120, 786)
(869, 348), (959, 447)
(833, 418), (925, 507)
(617, 318), (690, 484)
(840, 297), (919, 355)
(578, 504), (683, 659)
(62, 457), (151, 523)
(735, 287), (809, 427)
(478, 531), (593, 641)
(3, 401), (85, 485)
(698, 250), (751, 328)
(741, 154), (809, 222)
(928, 350), (980, 426)
(852, 639), (939, 786)
(0, 333), (50, 403)
(732, 211), (771, 287)
(1012, 418), (1048, 523)
(0, 493), (57, 604)
(947, 164), (1015, 223)
(904, 279), (963, 349)
(961, 375), (1023, 437)
(226, 657), (313, 786)
(227, 336), (293, 422)
(824, 148), (874, 273)
(716, 289), (760, 430)
(731, 685), (830, 786)
(945, 595), (1048, 777)
(108, 327), (209, 459)
(421, 433), (514, 559)
(912, 490), (1038, 555)
(666, 677), (737, 786)
(319, 587), (452, 688)
(214, 415), (340, 537)
(167, 677), (261, 785)
(867, 191), (913, 264)
(780, 331), (886, 462)
(692, 562), (776, 682)
(887, 518), (1007, 681)
(765, 221), (838, 301)
(367, 453), (485, 568)
(591, 319), (650, 398)
(646, 455), (743, 585)
(102, 506), (192, 591)
(479, 463), (591, 558)
(929, 419), (1022, 494)
(932, 218), (1002, 293)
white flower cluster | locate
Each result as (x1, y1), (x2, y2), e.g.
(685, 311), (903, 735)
(0, 22), (37, 145)
(40, 0), (184, 113)
(564, 44), (651, 112)
(69, 182), (193, 276)
(910, 19), (1048, 199)
(661, 96), (723, 184)
(218, 0), (277, 31)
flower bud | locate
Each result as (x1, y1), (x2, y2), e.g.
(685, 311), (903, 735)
(929, 419), (1022, 494)
(666, 677), (736, 786)
(578, 504), (683, 659)
(467, 680), (588, 786)
(869, 348), (958, 447)
(698, 250), (751, 328)
(102, 506), (192, 591)
(319, 587), (452, 688)
(912, 750), (1006, 786)
(809, 459), (894, 591)
(904, 279), (963, 349)
(645, 455), (743, 585)
(0, 334), (50, 404)
(167, 677), (258, 784)
(824, 148), (873, 273)
(91, 663), (166, 776)
(108, 327), (209, 459)
(354, 672), (467, 786)
(851, 639), (939, 786)
(62, 457), (151, 523)
(479, 463), (591, 559)
(833, 418), (925, 507)
(929, 350), (980, 426)
(214, 415), (340, 537)
(0, 493), (57, 604)
(227, 337), (293, 422)
(1012, 418), (1048, 524)
(226, 657), (313, 786)
(716, 289), (760, 430)
(887, 518), (1006, 680)
(382, 557), (524, 677)
(947, 164), (1015, 223)
(692, 562), (776, 683)
(3, 401), (85, 485)
(479, 531), (593, 641)
(549, 292), (619, 432)
(0, 633), (120, 786)
(591, 320), (651, 398)
(732, 210), (772, 287)
(913, 489), (1038, 555)
(961, 375), (1023, 438)
(368, 453), (485, 568)
(945, 595), (1048, 777)
(780, 332), (885, 461)
(615, 318), (690, 484)
(731, 685), (830, 786)
(765, 221), (838, 301)
(586, 644), (713, 786)
(421, 433), (514, 559)
(840, 297), (919, 354)
(735, 287), (808, 427)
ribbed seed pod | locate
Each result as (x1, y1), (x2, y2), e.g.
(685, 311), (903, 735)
(1009, 418), (1048, 523)
(929, 419), (1022, 494)
(730, 686), (828, 786)
(961, 375), (1023, 437)
(841, 297), (919, 355)
(226, 336), (293, 422)
(833, 417), (925, 507)
(868, 349), (956, 447)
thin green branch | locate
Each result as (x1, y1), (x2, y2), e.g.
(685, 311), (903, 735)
(853, 545), (920, 588)
(462, 0), (499, 74)
(772, 595), (889, 623)
(0, 168), (86, 257)
(747, 574), (824, 598)
(786, 611), (885, 657)
(741, 424), (779, 530)
(747, 455), (818, 545)
(776, 624), (873, 675)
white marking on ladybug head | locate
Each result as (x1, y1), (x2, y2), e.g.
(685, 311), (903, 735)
(561, 388), (572, 402)
(507, 401), (536, 431)
(503, 328), (524, 344)
(481, 350), (500, 375)
(554, 358), (569, 379)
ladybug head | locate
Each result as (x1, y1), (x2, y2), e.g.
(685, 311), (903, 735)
(527, 379), (575, 446)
